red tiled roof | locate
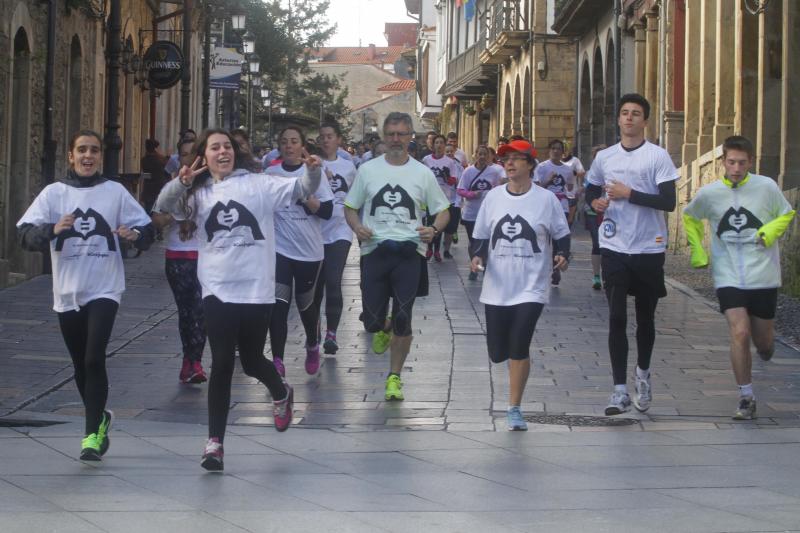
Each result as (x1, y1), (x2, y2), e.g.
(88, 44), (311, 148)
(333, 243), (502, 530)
(307, 46), (405, 65)
(377, 79), (416, 92)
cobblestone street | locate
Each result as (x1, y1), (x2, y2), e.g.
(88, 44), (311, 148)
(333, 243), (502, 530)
(1, 228), (800, 532)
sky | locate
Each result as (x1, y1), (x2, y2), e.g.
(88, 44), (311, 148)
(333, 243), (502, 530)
(324, 0), (417, 47)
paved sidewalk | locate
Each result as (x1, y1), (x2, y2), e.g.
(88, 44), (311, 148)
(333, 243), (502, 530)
(1, 229), (800, 532)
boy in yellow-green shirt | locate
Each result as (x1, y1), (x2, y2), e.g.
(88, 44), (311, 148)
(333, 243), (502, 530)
(683, 136), (795, 420)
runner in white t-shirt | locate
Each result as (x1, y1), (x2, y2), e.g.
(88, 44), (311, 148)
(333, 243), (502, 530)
(469, 139), (571, 431)
(17, 130), (155, 462)
(584, 93), (678, 416)
(155, 129), (323, 470)
(457, 145), (504, 280)
(312, 122), (357, 355)
(562, 145), (586, 225)
(151, 138), (207, 385)
(422, 135), (461, 262)
(264, 127), (335, 378)
(683, 135), (795, 420)
(344, 112), (450, 402)
(533, 139), (575, 286)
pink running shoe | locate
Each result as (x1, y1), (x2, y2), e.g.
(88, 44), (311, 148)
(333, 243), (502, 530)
(201, 437), (224, 471)
(188, 361), (207, 383)
(179, 357), (192, 383)
(305, 344), (320, 375)
(273, 357), (286, 377)
(273, 385), (293, 432)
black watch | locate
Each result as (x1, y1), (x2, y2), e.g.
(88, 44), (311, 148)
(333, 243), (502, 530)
(430, 226), (440, 236)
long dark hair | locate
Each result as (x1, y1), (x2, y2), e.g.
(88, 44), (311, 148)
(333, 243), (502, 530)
(178, 128), (252, 240)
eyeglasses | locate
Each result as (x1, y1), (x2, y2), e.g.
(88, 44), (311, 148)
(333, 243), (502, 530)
(385, 131), (412, 138)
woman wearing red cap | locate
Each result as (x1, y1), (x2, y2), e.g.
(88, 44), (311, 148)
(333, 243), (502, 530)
(469, 139), (571, 431)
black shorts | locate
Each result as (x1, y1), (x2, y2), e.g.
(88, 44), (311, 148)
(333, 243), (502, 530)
(601, 250), (667, 299)
(444, 205), (461, 234)
(716, 287), (778, 319)
(485, 302), (544, 363)
(361, 243), (422, 336)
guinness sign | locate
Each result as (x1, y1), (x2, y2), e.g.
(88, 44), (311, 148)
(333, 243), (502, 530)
(143, 41), (184, 89)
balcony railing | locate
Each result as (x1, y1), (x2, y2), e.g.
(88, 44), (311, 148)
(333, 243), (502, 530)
(446, 34), (486, 86)
(486, 0), (527, 44)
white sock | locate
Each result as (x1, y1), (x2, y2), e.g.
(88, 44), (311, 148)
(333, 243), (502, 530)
(636, 366), (650, 380)
(738, 383), (754, 398)
(614, 384), (627, 395)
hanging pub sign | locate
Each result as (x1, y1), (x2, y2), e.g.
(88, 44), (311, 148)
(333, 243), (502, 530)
(143, 41), (184, 89)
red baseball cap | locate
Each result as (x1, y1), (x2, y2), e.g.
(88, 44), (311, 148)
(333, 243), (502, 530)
(496, 139), (537, 159)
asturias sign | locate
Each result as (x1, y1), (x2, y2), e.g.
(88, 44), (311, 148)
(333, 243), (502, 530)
(143, 41), (184, 89)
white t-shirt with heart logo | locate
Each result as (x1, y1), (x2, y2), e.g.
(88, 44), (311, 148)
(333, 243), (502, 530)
(264, 163), (335, 261)
(344, 155), (450, 256)
(473, 184), (570, 306)
(533, 160), (575, 213)
(185, 170), (299, 303)
(458, 163), (505, 221)
(320, 156), (357, 245)
(17, 180), (152, 312)
(422, 154), (462, 204)
(586, 141), (679, 254)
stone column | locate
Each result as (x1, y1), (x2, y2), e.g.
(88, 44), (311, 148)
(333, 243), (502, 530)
(663, 1), (685, 165)
(713, 0), (735, 148)
(756, 1), (782, 178)
(780, 0), (800, 189)
(735, 3), (759, 142)
(682, 0), (700, 164)
(696, 0), (716, 156)
(645, 11), (660, 142)
(633, 22), (647, 94)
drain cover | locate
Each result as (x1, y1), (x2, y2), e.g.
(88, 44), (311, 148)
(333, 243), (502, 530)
(523, 414), (639, 427)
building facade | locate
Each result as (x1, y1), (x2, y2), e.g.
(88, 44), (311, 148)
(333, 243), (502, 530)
(0, 0), (205, 287)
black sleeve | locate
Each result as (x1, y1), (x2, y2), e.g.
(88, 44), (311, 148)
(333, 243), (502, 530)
(471, 239), (489, 262)
(553, 234), (571, 259)
(17, 223), (55, 252)
(585, 183), (603, 205)
(312, 200), (334, 220)
(629, 180), (676, 212)
(131, 222), (156, 251)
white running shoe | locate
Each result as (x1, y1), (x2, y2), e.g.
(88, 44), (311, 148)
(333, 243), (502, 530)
(605, 391), (632, 416)
(633, 373), (652, 412)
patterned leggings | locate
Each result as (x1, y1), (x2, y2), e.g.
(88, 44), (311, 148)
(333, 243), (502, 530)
(165, 258), (206, 361)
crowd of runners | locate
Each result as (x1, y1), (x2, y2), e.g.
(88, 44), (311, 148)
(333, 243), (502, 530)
(15, 93), (795, 471)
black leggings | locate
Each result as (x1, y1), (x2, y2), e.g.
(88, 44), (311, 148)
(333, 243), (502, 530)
(203, 296), (286, 441)
(602, 251), (665, 385)
(165, 258), (206, 361)
(461, 219), (476, 248)
(313, 240), (351, 333)
(269, 253), (323, 359)
(58, 298), (119, 435)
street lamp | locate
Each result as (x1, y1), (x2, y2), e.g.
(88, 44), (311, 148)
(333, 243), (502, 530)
(248, 52), (260, 74)
(260, 88), (270, 99)
(231, 11), (246, 32)
(242, 30), (255, 55)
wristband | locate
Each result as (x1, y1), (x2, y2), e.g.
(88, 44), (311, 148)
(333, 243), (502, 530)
(431, 226), (441, 236)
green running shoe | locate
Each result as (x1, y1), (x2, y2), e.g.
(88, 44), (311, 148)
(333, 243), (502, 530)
(372, 330), (391, 355)
(80, 433), (102, 461)
(97, 410), (114, 456)
(385, 374), (404, 401)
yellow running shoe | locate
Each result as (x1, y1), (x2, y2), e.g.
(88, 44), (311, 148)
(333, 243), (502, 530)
(372, 330), (391, 355)
(385, 374), (404, 401)
(80, 433), (102, 461)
